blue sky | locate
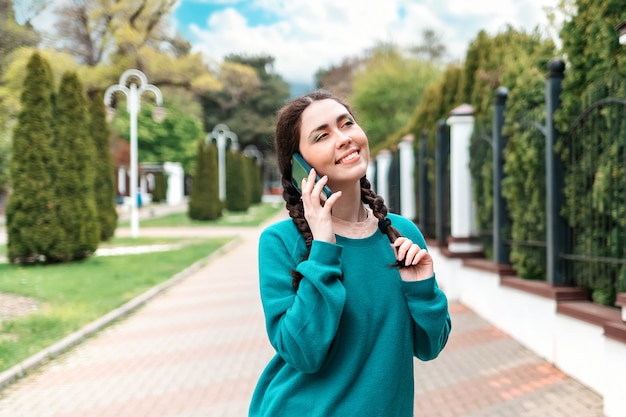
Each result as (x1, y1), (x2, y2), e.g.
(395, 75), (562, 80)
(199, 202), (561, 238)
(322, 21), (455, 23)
(173, 0), (559, 86)
(27, 0), (560, 87)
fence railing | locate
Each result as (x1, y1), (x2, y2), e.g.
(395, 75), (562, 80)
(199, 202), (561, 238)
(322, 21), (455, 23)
(373, 59), (626, 308)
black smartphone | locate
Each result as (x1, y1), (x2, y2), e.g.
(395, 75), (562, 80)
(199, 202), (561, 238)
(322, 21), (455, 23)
(291, 153), (333, 198)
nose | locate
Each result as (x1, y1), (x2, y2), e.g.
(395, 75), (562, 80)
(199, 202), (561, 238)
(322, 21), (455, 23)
(336, 131), (352, 147)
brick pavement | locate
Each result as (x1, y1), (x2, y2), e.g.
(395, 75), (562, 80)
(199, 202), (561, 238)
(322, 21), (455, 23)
(0, 212), (605, 416)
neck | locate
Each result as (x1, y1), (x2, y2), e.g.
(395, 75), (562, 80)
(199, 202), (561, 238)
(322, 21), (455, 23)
(330, 185), (366, 222)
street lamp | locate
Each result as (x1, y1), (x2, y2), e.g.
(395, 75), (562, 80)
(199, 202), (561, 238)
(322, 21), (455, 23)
(104, 69), (164, 238)
(206, 123), (238, 201)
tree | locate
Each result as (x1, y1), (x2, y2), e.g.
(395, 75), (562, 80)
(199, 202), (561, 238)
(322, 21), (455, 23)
(6, 52), (63, 263)
(50, 71), (99, 261)
(0, 0), (40, 66)
(52, 0), (177, 66)
(315, 55), (366, 98)
(110, 103), (202, 174)
(350, 44), (441, 151)
(225, 150), (250, 212)
(556, 0), (625, 305)
(437, 26), (554, 267)
(47, 0), (221, 102)
(409, 29), (447, 62)
(0, 0), (41, 195)
(246, 156), (263, 204)
(151, 171), (167, 203)
(559, 0), (624, 109)
(89, 91), (118, 242)
(199, 54), (290, 154)
(188, 140), (221, 220)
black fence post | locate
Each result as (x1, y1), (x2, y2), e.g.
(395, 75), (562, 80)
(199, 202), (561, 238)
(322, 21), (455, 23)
(435, 120), (449, 246)
(545, 58), (567, 285)
(493, 87), (509, 264)
(418, 129), (429, 232)
(388, 150), (401, 214)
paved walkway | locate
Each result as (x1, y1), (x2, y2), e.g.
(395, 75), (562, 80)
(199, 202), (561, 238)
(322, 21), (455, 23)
(0, 210), (605, 416)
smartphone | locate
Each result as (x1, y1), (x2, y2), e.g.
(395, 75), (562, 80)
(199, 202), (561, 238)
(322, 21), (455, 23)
(291, 153), (333, 198)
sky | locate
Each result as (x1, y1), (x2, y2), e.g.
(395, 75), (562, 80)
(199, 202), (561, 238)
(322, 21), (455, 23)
(26, 0), (560, 88)
(173, 0), (559, 87)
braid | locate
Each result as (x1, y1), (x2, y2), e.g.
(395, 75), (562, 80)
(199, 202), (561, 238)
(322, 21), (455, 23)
(360, 177), (406, 268)
(282, 177), (314, 290)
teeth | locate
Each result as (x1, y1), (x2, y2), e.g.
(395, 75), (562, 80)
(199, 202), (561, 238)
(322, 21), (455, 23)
(338, 152), (358, 164)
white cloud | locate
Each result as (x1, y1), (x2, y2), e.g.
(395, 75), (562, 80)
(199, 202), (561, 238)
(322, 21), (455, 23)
(25, 0), (556, 87)
(186, 0), (556, 86)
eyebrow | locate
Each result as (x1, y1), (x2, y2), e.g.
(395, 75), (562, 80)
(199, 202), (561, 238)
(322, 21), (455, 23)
(308, 113), (352, 139)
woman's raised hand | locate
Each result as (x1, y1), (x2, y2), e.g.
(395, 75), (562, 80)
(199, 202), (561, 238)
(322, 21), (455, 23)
(300, 168), (341, 244)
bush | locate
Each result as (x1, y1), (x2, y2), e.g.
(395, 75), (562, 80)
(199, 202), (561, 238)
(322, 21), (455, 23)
(6, 52), (64, 263)
(188, 140), (222, 220)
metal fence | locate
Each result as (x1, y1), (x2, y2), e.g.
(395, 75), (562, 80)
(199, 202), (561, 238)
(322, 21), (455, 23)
(411, 59), (625, 307)
(559, 75), (626, 305)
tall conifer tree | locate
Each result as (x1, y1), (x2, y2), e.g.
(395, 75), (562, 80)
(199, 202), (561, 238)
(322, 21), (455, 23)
(89, 91), (118, 241)
(51, 72), (99, 260)
(6, 52), (64, 263)
(225, 150), (250, 212)
(188, 140), (221, 220)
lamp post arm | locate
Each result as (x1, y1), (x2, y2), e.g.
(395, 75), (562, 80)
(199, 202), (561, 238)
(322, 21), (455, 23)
(119, 69), (148, 87)
(140, 84), (163, 106)
(103, 84), (130, 106)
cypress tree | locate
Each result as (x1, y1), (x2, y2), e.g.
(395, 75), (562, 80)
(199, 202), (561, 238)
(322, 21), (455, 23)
(6, 52), (64, 263)
(188, 140), (221, 220)
(50, 72), (99, 261)
(152, 171), (167, 203)
(225, 150), (250, 212)
(247, 156), (263, 204)
(89, 91), (118, 242)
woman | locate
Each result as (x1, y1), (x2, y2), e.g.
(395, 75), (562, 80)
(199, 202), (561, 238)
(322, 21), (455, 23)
(249, 90), (451, 416)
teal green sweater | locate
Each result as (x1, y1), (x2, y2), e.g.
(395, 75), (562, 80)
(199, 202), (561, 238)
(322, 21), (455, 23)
(249, 213), (451, 417)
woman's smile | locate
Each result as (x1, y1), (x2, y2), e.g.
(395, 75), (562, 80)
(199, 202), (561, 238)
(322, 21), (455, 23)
(336, 150), (360, 164)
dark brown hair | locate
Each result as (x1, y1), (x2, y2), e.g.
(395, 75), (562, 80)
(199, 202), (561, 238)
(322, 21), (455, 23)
(274, 90), (405, 290)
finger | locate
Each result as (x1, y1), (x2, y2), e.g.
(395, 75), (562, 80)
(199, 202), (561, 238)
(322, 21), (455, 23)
(391, 237), (407, 258)
(396, 239), (413, 261)
(301, 169), (316, 196)
(322, 190), (342, 208)
(405, 244), (421, 266)
(392, 237), (408, 248)
(313, 175), (329, 201)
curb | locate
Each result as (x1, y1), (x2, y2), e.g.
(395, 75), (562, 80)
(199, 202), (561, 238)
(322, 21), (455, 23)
(0, 235), (243, 391)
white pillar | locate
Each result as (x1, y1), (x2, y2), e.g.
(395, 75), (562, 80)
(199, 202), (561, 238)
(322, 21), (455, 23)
(117, 167), (127, 195)
(447, 104), (482, 253)
(164, 162), (185, 205)
(376, 150), (392, 206)
(398, 134), (416, 220)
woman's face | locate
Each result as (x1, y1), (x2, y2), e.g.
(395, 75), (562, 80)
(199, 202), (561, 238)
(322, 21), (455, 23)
(298, 99), (369, 192)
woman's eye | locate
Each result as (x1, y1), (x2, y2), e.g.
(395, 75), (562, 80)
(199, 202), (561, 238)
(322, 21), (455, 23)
(342, 118), (354, 128)
(314, 132), (328, 142)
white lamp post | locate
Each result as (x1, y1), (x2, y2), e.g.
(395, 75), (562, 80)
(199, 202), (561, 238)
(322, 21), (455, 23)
(206, 123), (238, 201)
(104, 69), (164, 238)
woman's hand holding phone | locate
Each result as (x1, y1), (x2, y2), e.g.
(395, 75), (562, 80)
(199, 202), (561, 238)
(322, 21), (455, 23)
(300, 167), (341, 244)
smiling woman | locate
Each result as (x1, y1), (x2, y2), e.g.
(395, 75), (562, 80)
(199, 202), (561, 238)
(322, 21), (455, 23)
(249, 90), (451, 416)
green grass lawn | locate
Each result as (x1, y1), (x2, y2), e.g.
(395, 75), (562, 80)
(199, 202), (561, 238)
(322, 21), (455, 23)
(0, 237), (231, 373)
(0, 201), (285, 373)
(120, 201), (284, 228)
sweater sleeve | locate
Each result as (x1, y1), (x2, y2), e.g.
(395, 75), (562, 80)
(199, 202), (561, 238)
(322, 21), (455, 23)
(258, 226), (346, 374)
(401, 276), (451, 361)
(390, 214), (452, 361)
